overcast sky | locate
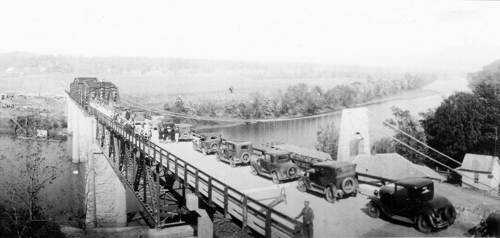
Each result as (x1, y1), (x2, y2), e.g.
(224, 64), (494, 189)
(0, 0), (499, 71)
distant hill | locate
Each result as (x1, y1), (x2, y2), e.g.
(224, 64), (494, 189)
(0, 52), (440, 97)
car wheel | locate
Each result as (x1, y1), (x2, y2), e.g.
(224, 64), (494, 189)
(250, 166), (258, 175)
(241, 154), (250, 163)
(367, 201), (380, 218)
(297, 179), (307, 192)
(416, 214), (432, 233)
(341, 177), (357, 195)
(325, 186), (336, 203)
(272, 172), (280, 184)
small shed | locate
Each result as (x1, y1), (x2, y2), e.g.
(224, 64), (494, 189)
(458, 153), (500, 191)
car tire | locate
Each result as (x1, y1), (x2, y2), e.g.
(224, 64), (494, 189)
(416, 214), (432, 233)
(367, 201), (380, 218)
(241, 154), (250, 163)
(341, 177), (357, 195)
(251, 166), (258, 175)
(297, 179), (307, 192)
(272, 172), (280, 184)
(325, 186), (336, 203)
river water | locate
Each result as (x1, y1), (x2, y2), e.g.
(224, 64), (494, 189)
(0, 135), (85, 225)
(202, 78), (470, 149)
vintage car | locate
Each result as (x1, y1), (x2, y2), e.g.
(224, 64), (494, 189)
(296, 161), (358, 203)
(192, 132), (220, 155)
(367, 177), (456, 233)
(468, 211), (500, 237)
(176, 123), (194, 141)
(216, 140), (252, 167)
(250, 145), (301, 184)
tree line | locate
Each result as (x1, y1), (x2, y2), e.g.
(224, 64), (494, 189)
(371, 61), (500, 174)
(165, 73), (434, 119)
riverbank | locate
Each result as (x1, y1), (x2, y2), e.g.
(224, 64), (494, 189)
(196, 87), (439, 130)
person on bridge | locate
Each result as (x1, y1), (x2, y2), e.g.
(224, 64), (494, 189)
(295, 200), (314, 238)
(174, 125), (180, 143)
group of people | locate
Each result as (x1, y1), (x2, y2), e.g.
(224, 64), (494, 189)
(158, 124), (180, 143)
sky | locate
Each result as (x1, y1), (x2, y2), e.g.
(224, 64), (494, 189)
(0, 0), (500, 71)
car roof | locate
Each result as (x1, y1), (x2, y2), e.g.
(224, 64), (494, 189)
(396, 177), (433, 188)
(312, 161), (355, 169)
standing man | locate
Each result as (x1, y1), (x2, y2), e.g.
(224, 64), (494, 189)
(174, 125), (180, 143)
(295, 200), (314, 238)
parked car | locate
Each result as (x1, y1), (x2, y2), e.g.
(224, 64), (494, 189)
(176, 123), (194, 141)
(367, 177), (456, 233)
(192, 132), (220, 155)
(468, 211), (500, 237)
(296, 161), (358, 203)
(216, 139), (252, 167)
(250, 145), (301, 184)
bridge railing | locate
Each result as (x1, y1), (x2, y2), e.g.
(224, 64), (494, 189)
(89, 105), (300, 238)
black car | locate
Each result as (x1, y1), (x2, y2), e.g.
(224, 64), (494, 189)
(250, 145), (301, 184)
(367, 177), (456, 233)
(297, 161), (358, 203)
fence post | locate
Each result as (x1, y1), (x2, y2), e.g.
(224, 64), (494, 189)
(265, 207), (272, 238)
(242, 195), (248, 229)
(195, 170), (199, 197)
(224, 187), (229, 218)
(208, 177), (213, 206)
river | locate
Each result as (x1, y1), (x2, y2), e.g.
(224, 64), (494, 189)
(0, 134), (85, 226)
(201, 78), (470, 149)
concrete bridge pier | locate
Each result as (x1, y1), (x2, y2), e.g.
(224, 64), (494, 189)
(67, 96), (127, 228)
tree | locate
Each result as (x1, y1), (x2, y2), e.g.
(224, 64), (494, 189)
(421, 92), (490, 167)
(385, 107), (429, 165)
(371, 137), (395, 154)
(315, 122), (339, 160)
(0, 140), (63, 238)
(172, 96), (188, 113)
